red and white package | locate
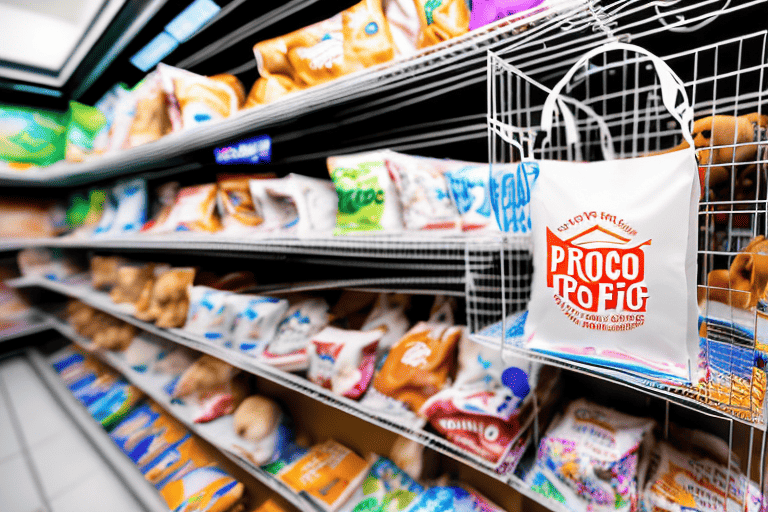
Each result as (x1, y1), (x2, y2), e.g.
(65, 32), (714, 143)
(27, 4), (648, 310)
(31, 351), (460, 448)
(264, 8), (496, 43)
(148, 184), (222, 233)
(307, 326), (383, 399)
(261, 298), (330, 371)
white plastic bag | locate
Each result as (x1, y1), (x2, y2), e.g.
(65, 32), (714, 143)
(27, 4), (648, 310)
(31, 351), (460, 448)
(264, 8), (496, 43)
(523, 43), (699, 382)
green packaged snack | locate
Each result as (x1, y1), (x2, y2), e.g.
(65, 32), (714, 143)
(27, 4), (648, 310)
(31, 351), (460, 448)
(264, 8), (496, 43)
(343, 456), (423, 512)
(66, 101), (107, 161)
(0, 105), (66, 166)
(328, 151), (404, 234)
(66, 189), (107, 231)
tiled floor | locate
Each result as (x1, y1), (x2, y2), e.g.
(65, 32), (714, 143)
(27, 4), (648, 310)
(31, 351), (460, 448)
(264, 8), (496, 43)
(0, 356), (144, 512)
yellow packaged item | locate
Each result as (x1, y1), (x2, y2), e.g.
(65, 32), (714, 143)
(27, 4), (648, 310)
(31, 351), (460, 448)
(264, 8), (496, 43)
(142, 433), (217, 487)
(160, 465), (244, 512)
(158, 64), (245, 129)
(152, 184), (222, 233)
(414, 0), (470, 47)
(217, 173), (276, 232)
(246, 0), (396, 107)
(279, 440), (370, 512)
(135, 267), (196, 328)
(253, 499), (292, 512)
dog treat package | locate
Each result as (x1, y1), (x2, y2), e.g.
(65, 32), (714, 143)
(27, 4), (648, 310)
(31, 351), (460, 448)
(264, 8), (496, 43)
(184, 286), (232, 344)
(247, 0), (396, 107)
(640, 441), (767, 512)
(361, 294), (411, 352)
(0, 104), (66, 166)
(247, 177), (300, 233)
(403, 485), (504, 512)
(65, 101), (108, 162)
(150, 183), (222, 233)
(92, 178), (148, 237)
(371, 322), (463, 413)
(442, 162), (497, 232)
(262, 298), (331, 370)
(469, 0), (547, 30)
(329, 151), (404, 234)
(159, 465), (244, 512)
(413, 0), (470, 47)
(527, 398), (655, 512)
(91, 255), (128, 290)
(137, 267), (196, 328)
(157, 63), (245, 129)
(216, 173), (275, 233)
(279, 440), (370, 512)
(341, 455), (424, 512)
(385, 152), (460, 231)
(307, 326), (384, 399)
(124, 73), (174, 149)
(226, 294), (289, 356)
(110, 263), (155, 305)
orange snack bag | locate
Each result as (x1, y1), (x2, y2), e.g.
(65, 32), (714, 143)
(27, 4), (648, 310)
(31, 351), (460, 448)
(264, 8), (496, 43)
(152, 184), (222, 233)
(247, 0), (395, 106)
(279, 440), (369, 511)
(414, 0), (470, 47)
(372, 322), (462, 412)
(217, 173), (276, 232)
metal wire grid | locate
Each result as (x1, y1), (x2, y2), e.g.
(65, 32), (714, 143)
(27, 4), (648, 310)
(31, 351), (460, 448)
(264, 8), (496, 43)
(477, 30), (768, 431)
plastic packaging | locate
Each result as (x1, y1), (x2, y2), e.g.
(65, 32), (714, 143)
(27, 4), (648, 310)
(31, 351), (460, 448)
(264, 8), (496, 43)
(159, 465), (244, 512)
(217, 173), (275, 233)
(262, 298), (331, 370)
(342, 456), (424, 512)
(0, 104), (66, 166)
(528, 398), (655, 512)
(92, 178), (148, 237)
(329, 151), (404, 234)
(87, 379), (145, 429)
(248, 178), (300, 233)
(184, 286), (232, 344)
(65, 101), (107, 162)
(93, 83), (130, 154)
(443, 162), (497, 232)
(402, 486), (504, 512)
(413, 0), (470, 47)
(308, 326), (383, 399)
(232, 395), (292, 466)
(469, 0), (546, 30)
(151, 183), (222, 233)
(124, 73), (173, 149)
(17, 247), (78, 281)
(361, 294), (411, 350)
(279, 440), (370, 512)
(385, 152), (460, 231)
(0, 199), (55, 238)
(226, 294), (289, 356)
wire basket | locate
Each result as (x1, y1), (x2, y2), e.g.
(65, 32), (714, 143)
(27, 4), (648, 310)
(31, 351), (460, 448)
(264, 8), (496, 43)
(473, 31), (768, 427)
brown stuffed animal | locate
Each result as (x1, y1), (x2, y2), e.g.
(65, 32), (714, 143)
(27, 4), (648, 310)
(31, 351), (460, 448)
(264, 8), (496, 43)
(172, 354), (248, 423)
(90, 256), (127, 291)
(110, 264), (155, 305)
(232, 395), (283, 465)
(702, 236), (768, 310)
(135, 267), (195, 328)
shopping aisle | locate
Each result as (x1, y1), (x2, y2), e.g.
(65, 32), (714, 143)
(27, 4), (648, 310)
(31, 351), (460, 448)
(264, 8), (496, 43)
(0, 354), (144, 512)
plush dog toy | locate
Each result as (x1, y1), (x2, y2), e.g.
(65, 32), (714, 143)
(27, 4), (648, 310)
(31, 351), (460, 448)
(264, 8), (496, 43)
(702, 235), (768, 310)
(110, 264), (156, 305)
(232, 395), (284, 465)
(90, 255), (127, 291)
(135, 267), (195, 328)
(172, 354), (248, 423)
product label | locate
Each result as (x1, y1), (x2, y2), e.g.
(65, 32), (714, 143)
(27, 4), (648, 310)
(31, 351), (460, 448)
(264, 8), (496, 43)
(214, 135), (271, 165)
(546, 212), (651, 331)
(489, 162), (539, 233)
(331, 163), (386, 232)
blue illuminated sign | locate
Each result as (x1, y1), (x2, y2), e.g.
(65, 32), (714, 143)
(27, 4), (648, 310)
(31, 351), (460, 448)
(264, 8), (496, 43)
(214, 135), (272, 165)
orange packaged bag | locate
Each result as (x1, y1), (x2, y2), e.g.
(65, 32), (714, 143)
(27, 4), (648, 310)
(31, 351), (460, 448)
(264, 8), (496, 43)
(246, 0), (396, 107)
(217, 173), (276, 233)
(414, 0), (470, 47)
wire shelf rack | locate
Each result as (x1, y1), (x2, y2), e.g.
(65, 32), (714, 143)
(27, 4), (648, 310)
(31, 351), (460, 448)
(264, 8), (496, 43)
(475, 29), (768, 429)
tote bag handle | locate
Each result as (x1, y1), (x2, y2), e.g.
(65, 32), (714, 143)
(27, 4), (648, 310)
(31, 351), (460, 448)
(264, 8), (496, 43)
(540, 42), (695, 159)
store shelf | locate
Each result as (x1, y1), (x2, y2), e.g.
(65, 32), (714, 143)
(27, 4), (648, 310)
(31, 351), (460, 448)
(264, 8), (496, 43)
(0, 313), (51, 342)
(24, 348), (170, 512)
(0, 1), (590, 187)
(471, 324), (768, 431)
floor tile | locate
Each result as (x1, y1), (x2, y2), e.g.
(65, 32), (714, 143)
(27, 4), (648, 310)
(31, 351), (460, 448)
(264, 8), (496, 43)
(29, 430), (104, 499)
(0, 454), (46, 512)
(0, 382), (21, 462)
(51, 470), (140, 512)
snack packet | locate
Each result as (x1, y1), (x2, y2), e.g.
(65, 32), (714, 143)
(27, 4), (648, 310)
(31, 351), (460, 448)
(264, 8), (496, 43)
(329, 151), (404, 234)
(92, 178), (148, 237)
(372, 322), (462, 412)
(225, 294), (289, 355)
(443, 162), (497, 231)
(413, 0), (470, 47)
(217, 173), (275, 233)
(0, 198), (55, 238)
(121, 334), (171, 373)
(279, 440), (370, 512)
(341, 456), (424, 512)
(184, 286), (232, 344)
(528, 398), (655, 512)
(91, 255), (127, 290)
(93, 84), (130, 154)
(141, 434), (217, 488)
(262, 298), (331, 370)
(110, 263), (155, 305)
(109, 401), (164, 452)
(308, 326), (384, 399)
(65, 101), (108, 162)
(361, 294), (411, 350)
(248, 177), (300, 233)
(142, 182), (179, 233)
(246, 0), (396, 106)
(469, 0), (547, 30)
(137, 267), (196, 328)
(385, 152), (460, 231)
(124, 72), (174, 149)
(157, 63), (245, 129)
(383, 0), (421, 57)
(279, 174), (338, 236)
(111, 405), (190, 467)
(0, 104), (66, 166)
(232, 395), (295, 466)
(402, 486), (504, 512)
(151, 184), (222, 233)
(87, 379), (145, 429)
(159, 465), (244, 512)
(17, 248), (78, 281)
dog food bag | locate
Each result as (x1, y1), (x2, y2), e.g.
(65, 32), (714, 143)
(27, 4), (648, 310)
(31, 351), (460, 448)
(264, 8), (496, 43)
(262, 298), (331, 370)
(160, 465), (244, 512)
(528, 398), (655, 512)
(372, 322), (462, 413)
(385, 151), (460, 231)
(341, 455), (424, 512)
(279, 440), (370, 512)
(443, 162), (498, 232)
(152, 183), (222, 233)
(641, 442), (767, 512)
(217, 173), (275, 233)
(184, 286), (232, 344)
(329, 151), (404, 234)
(247, 0), (395, 106)
(226, 294), (290, 356)
(308, 326), (383, 399)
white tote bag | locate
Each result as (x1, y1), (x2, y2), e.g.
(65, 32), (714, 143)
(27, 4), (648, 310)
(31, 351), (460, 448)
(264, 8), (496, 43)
(523, 42), (700, 383)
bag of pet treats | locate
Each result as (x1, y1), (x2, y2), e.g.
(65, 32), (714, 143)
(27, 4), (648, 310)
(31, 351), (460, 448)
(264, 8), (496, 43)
(385, 151), (460, 231)
(527, 398), (655, 512)
(226, 294), (289, 356)
(246, 0), (396, 106)
(523, 43), (699, 383)
(329, 151), (404, 234)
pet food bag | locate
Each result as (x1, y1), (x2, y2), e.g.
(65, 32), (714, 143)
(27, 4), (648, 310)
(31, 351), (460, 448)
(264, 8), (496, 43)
(523, 43), (699, 382)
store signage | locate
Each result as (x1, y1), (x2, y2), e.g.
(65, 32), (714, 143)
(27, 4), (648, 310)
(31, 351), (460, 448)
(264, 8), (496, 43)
(214, 135), (272, 165)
